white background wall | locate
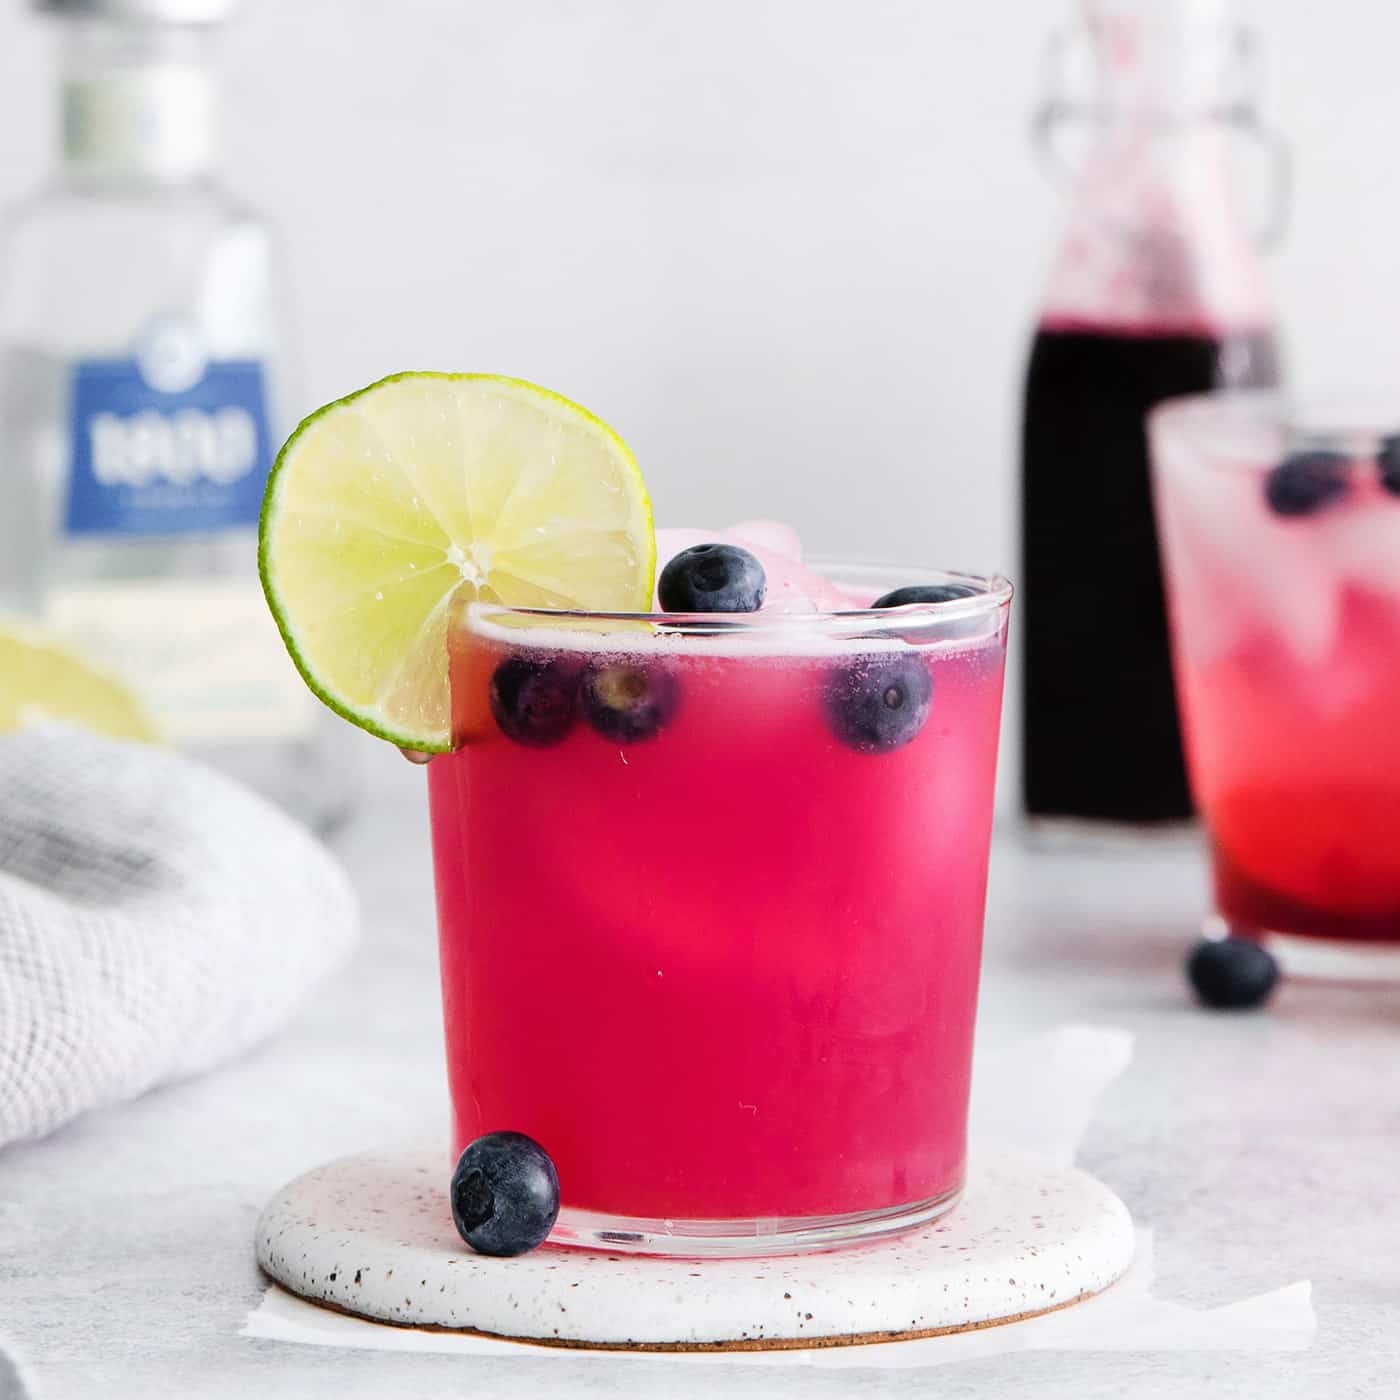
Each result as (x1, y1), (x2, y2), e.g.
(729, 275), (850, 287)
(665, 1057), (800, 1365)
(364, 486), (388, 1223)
(5, 0), (1398, 573)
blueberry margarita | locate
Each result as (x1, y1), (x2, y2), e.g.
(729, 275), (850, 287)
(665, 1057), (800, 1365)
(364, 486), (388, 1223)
(257, 374), (1011, 1257)
(433, 528), (1011, 1254)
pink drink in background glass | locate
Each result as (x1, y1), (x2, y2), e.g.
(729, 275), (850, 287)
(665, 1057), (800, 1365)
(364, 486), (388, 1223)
(427, 562), (1010, 1254)
(1152, 393), (1400, 969)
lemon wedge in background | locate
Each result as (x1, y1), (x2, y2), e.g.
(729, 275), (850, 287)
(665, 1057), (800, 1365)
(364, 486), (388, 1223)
(0, 623), (160, 742)
(258, 372), (655, 752)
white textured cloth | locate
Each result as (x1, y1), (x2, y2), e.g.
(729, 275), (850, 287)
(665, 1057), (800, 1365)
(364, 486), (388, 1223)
(0, 728), (358, 1148)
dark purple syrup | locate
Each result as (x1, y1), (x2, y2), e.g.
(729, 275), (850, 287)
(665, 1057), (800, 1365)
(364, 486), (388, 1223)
(1020, 322), (1280, 823)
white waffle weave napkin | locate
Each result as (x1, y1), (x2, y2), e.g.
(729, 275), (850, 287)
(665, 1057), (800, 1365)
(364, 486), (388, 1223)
(0, 727), (357, 1148)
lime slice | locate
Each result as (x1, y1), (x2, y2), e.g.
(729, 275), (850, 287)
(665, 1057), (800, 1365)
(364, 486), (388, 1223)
(0, 622), (161, 742)
(259, 372), (655, 751)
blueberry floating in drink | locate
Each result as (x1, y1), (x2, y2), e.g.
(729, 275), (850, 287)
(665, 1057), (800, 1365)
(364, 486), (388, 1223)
(824, 655), (933, 754)
(582, 661), (679, 742)
(871, 583), (979, 608)
(489, 656), (581, 747)
(869, 581), (987, 642)
(1186, 937), (1279, 1010)
(659, 543), (767, 613)
(451, 1131), (561, 1257)
(1263, 452), (1350, 517)
(1379, 437), (1400, 497)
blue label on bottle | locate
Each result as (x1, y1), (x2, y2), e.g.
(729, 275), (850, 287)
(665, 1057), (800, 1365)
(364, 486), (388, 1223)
(65, 357), (273, 537)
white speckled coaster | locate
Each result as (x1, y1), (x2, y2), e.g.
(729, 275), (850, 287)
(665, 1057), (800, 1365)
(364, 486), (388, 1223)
(256, 1148), (1134, 1351)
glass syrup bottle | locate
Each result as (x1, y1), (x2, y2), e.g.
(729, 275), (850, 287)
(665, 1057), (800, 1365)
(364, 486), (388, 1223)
(1020, 0), (1285, 827)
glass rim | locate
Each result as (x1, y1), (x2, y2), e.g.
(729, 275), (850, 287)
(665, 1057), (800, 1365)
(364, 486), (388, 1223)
(464, 558), (1013, 637)
(1151, 388), (1400, 471)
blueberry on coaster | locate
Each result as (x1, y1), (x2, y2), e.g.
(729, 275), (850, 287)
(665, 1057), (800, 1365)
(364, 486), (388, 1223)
(871, 583), (980, 608)
(1186, 937), (1279, 1010)
(489, 656), (581, 747)
(659, 544), (767, 613)
(1263, 452), (1350, 517)
(582, 661), (679, 742)
(451, 1131), (561, 1257)
(824, 655), (933, 754)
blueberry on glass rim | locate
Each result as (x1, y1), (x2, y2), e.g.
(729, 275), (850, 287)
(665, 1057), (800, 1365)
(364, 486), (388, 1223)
(1186, 936), (1279, 1010)
(489, 655), (581, 747)
(451, 1131), (561, 1257)
(658, 543), (767, 613)
(871, 582), (979, 608)
(824, 655), (933, 754)
(582, 661), (679, 742)
(1263, 451), (1350, 517)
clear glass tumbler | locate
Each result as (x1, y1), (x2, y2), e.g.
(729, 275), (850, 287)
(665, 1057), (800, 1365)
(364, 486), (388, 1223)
(427, 564), (1011, 1255)
(1151, 392), (1400, 978)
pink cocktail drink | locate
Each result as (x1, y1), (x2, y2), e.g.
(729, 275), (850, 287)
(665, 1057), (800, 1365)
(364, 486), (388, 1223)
(1152, 394), (1400, 967)
(428, 567), (1010, 1253)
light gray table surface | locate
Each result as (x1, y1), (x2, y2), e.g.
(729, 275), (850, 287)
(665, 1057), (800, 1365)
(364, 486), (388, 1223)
(2, 747), (1397, 1399)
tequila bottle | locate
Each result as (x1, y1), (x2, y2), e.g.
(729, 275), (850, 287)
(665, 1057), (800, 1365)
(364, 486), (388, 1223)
(0, 0), (353, 828)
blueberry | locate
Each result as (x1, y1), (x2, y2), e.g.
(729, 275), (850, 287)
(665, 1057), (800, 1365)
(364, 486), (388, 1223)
(1263, 452), (1350, 517)
(824, 655), (933, 754)
(450, 1131), (560, 1257)
(1186, 937), (1279, 1010)
(658, 544), (766, 613)
(489, 655), (580, 747)
(1379, 437), (1400, 497)
(582, 661), (679, 742)
(871, 583), (979, 608)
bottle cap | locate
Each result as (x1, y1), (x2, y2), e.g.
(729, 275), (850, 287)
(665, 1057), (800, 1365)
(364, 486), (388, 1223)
(34, 0), (236, 22)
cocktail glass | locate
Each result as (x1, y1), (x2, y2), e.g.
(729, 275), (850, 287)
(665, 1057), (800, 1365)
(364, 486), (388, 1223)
(427, 563), (1011, 1255)
(1151, 392), (1400, 978)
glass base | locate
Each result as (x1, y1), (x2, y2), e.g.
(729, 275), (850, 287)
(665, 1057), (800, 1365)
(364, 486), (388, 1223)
(547, 1182), (963, 1259)
(1209, 915), (1400, 983)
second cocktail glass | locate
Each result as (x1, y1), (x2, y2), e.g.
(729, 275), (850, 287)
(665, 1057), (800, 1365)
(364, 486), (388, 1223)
(427, 565), (1011, 1255)
(1152, 392), (1400, 977)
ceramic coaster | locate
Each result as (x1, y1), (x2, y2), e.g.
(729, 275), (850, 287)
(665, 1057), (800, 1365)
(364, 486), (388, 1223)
(256, 1148), (1134, 1352)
